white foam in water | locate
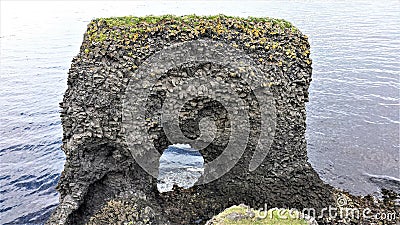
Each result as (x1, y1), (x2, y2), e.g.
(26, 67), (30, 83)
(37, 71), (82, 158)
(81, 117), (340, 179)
(363, 173), (400, 193)
(157, 145), (204, 192)
(171, 143), (192, 149)
(187, 168), (205, 172)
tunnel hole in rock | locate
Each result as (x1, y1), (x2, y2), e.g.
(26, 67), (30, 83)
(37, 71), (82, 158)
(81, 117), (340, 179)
(157, 143), (204, 192)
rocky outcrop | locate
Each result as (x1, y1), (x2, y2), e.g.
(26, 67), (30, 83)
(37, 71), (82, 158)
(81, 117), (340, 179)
(47, 15), (335, 225)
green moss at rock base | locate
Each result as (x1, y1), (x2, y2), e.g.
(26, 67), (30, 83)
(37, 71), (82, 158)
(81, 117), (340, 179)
(84, 190), (399, 225)
(205, 205), (309, 225)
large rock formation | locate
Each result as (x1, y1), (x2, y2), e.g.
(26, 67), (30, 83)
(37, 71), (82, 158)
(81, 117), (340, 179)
(47, 15), (335, 225)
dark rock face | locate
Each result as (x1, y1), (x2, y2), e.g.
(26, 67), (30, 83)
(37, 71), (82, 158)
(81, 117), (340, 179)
(47, 15), (335, 225)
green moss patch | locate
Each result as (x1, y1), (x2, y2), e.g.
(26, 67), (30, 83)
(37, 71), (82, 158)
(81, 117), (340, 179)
(206, 205), (308, 225)
(87, 14), (298, 42)
(81, 14), (311, 71)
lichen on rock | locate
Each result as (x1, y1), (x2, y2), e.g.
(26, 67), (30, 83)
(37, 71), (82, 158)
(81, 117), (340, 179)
(86, 191), (167, 225)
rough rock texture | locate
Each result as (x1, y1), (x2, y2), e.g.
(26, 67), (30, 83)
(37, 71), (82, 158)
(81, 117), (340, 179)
(86, 191), (167, 225)
(47, 15), (336, 225)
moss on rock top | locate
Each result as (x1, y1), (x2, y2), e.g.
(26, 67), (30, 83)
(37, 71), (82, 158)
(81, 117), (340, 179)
(81, 14), (311, 72)
(87, 14), (299, 42)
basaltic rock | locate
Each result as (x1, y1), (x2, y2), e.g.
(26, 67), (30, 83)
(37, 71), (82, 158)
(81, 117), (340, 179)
(47, 15), (335, 225)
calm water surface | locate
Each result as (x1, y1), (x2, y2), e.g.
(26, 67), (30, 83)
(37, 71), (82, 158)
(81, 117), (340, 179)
(1, 1), (399, 224)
